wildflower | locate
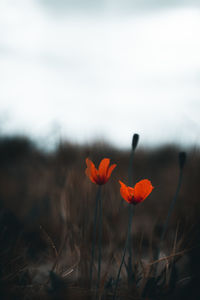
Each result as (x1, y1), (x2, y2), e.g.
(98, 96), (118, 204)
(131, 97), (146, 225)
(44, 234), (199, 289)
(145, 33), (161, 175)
(119, 179), (153, 205)
(86, 158), (116, 185)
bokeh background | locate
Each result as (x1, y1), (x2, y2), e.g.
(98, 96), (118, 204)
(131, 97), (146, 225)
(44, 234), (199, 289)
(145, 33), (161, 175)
(0, 1), (200, 299)
(1, 0), (200, 148)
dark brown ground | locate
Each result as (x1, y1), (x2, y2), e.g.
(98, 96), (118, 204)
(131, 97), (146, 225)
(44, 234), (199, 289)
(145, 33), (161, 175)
(0, 135), (199, 299)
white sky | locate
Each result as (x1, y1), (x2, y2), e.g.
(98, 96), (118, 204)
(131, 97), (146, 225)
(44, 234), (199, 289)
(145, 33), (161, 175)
(0, 0), (200, 148)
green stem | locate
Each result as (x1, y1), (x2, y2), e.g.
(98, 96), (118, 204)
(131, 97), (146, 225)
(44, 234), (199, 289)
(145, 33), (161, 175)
(155, 167), (184, 261)
(97, 187), (102, 292)
(127, 205), (134, 284)
(113, 206), (133, 300)
(127, 149), (135, 284)
(90, 186), (101, 286)
(128, 150), (134, 186)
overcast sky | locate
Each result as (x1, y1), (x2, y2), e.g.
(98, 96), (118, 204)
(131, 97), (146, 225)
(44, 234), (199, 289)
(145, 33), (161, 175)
(0, 0), (200, 149)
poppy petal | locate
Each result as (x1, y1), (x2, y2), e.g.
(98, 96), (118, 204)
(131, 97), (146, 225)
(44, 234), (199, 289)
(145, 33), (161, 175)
(106, 164), (117, 180)
(85, 158), (99, 184)
(119, 180), (133, 203)
(133, 179), (153, 204)
(99, 158), (110, 178)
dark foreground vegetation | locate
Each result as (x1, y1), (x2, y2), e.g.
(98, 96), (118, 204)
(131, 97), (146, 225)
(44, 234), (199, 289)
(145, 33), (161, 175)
(0, 135), (200, 299)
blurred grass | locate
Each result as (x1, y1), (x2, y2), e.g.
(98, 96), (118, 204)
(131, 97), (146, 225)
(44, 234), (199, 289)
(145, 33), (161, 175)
(0, 135), (200, 299)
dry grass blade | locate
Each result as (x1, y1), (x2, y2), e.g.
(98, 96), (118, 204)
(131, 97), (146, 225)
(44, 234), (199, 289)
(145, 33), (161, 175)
(148, 246), (196, 267)
(40, 225), (58, 258)
(61, 244), (81, 278)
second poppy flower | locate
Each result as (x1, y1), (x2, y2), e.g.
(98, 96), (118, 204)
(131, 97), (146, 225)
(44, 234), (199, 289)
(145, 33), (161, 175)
(119, 179), (153, 205)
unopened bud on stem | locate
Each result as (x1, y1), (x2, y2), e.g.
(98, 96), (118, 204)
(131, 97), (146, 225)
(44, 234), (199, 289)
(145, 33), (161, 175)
(179, 151), (186, 169)
(132, 133), (139, 150)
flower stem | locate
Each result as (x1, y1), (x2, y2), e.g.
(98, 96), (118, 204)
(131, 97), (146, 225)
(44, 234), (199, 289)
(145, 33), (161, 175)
(113, 206), (134, 300)
(97, 187), (102, 293)
(161, 169), (183, 243)
(127, 134), (138, 284)
(127, 205), (134, 284)
(155, 152), (185, 262)
(128, 149), (134, 186)
(90, 186), (101, 287)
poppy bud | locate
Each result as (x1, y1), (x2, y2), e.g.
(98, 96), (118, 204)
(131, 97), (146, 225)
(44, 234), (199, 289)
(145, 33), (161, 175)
(132, 134), (139, 150)
(179, 151), (186, 169)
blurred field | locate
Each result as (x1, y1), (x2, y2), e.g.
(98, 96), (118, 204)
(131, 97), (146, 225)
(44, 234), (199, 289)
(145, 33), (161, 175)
(0, 135), (200, 299)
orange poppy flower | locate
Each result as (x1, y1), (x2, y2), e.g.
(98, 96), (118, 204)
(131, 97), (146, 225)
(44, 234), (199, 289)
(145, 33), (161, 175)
(119, 179), (153, 205)
(85, 158), (117, 185)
